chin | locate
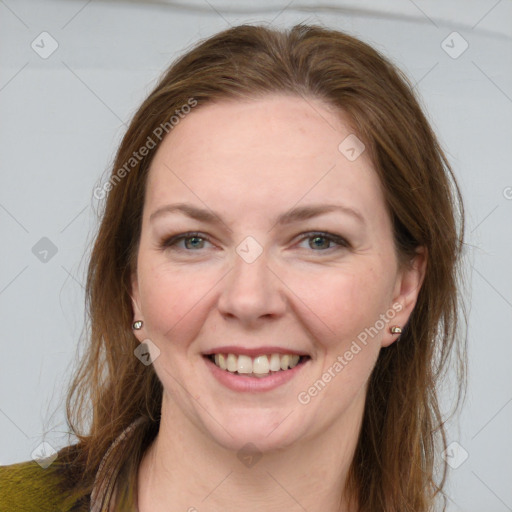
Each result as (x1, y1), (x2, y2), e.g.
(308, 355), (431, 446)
(201, 411), (302, 454)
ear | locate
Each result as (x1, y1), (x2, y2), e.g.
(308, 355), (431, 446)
(130, 271), (146, 342)
(381, 246), (427, 348)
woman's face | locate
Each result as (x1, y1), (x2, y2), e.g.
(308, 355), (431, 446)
(131, 95), (425, 452)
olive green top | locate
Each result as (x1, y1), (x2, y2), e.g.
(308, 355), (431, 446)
(0, 417), (148, 511)
(0, 457), (89, 511)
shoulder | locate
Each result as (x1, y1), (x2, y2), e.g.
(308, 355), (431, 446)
(0, 459), (65, 511)
(0, 449), (90, 512)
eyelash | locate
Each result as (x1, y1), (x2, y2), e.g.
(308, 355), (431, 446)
(159, 231), (350, 253)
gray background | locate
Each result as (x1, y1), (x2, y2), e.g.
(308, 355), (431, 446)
(1, 1), (511, 510)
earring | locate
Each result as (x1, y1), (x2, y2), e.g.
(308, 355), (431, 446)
(390, 325), (402, 334)
(132, 320), (143, 330)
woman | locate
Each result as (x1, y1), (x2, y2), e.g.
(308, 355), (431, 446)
(0, 23), (466, 511)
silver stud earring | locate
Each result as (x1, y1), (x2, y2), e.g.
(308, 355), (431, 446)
(132, 320), (143, 330)
(389, 325), (402, 334)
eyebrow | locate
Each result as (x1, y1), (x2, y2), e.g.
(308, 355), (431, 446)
(149, 202), (366, 228)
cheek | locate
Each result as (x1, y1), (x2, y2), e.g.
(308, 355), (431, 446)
(293, 267), (388, 417)
(137, 259), (216, 341)
(289, 264), (389, 347)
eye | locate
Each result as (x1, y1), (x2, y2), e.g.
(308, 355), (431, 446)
(159, 231), (350, 254)
(296, 231), (350, 251)
(160, 232), (213, 251)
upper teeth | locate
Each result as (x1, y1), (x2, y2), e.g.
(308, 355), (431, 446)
(213, 353), (301, 375)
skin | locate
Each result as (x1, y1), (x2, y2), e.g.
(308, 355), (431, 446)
(130, 95), (426, 512)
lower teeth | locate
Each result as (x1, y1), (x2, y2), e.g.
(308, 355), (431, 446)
(234, 370), (284, 378)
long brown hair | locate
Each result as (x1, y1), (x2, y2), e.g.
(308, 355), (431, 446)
(55, 23), (467, 511)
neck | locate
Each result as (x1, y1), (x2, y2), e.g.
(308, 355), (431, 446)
(137, 393), (362, 512)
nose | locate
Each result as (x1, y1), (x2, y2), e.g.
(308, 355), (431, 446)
(217, 247), (287, 326)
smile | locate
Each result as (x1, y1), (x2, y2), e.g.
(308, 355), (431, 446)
(207, 353), (308, 377)
(203, 352), (311, 392)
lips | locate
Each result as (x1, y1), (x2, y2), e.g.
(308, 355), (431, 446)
(203, 352), (310, 392)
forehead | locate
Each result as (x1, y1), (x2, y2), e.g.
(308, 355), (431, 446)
(145, 95), (388, 227)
